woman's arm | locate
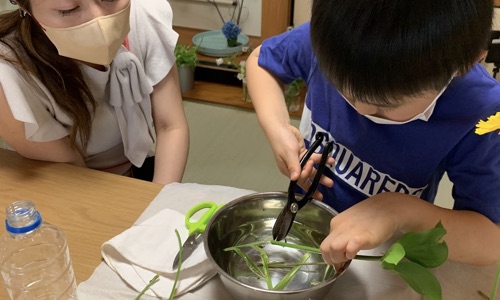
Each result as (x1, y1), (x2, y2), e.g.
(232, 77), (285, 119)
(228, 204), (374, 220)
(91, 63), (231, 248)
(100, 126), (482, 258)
(0, 84), (85, 166)
(150, 64), (189, 185)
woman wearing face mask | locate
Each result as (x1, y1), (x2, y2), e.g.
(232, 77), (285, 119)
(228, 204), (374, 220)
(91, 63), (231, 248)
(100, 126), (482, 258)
(0, 0), (189, 185)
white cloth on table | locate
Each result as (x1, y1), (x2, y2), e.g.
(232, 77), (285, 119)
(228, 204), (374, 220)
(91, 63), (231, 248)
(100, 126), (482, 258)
(77, 183), (500, 299)
(101, 208), (215, 298)
(77, 183), (254, 300)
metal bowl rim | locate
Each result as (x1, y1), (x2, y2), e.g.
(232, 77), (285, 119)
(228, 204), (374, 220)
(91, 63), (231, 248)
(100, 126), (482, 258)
(202, 191), (350, 294)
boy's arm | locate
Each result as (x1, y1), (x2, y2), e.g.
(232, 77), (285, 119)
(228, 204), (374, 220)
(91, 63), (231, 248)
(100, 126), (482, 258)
(320, 192), (500, 266)
(247, 46), (335, 196)
(247, 46), (303, 181)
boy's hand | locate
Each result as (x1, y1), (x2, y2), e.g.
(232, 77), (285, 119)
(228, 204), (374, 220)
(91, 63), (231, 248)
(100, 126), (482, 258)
(267, 125), (334, 200)
(320, 193), (400, 264)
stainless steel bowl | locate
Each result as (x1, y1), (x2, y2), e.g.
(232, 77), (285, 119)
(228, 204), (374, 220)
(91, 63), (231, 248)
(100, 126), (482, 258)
(203, 192), (350, 300)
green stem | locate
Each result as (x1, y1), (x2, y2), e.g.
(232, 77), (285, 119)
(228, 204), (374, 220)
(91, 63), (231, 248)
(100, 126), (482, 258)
(169, 229), (183, 300)
(134, 275), (160, 300)
(353, 254), (383, 261)
(265, 261), (327, 268)
(233, 248), (266, 279)
(251, 245), (273, 289)
(270, 240), (321, 253)
(270, 240), (383, 261)
(224, 240), (271, 251)
(273, 253), (311, 290)
(490, 259), (500, 300)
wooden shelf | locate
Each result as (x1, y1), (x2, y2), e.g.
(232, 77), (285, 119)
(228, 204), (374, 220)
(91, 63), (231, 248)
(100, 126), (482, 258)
(175, 21), (303, 118)
(181, 81), (303, 119)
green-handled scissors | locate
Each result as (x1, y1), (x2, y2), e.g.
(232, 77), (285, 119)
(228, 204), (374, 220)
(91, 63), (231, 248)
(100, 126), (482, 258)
(172, 201), (223, 269)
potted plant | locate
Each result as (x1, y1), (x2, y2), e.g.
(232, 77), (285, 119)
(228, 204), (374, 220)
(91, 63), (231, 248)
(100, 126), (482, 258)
(174, 43), (199, 93)
(285, 78), (305, 112)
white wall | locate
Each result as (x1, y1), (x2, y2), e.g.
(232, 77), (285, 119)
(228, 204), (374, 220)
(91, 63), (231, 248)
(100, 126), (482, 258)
(293, 0), (311, 27)
(0, 0), (263, 37)
(169, 0), (262, 37)
(0, 0), (15, 11)
(294, 3), (500, 30)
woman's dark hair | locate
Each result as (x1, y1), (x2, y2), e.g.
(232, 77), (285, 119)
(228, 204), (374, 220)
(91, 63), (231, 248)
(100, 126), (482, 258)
(311, 0), (494, 105)
(0, 1), (96, 152)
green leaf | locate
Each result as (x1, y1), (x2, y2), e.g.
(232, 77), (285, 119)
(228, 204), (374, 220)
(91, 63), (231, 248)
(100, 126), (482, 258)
(393, 261), (442, 300)
(397, 221), (448, 268)
(174, 44), (199, 68)
(381, 242), (406, 270)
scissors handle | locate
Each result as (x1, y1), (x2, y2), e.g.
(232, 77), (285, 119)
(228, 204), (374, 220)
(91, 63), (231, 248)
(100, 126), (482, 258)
(185, 201), (220, 235)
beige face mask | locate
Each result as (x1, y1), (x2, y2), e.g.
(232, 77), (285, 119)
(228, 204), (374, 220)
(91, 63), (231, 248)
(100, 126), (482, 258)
(39, 2), (131, 65)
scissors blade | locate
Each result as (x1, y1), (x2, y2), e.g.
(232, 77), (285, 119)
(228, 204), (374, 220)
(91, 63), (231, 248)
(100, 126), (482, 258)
(272, 206), (296, 241)
(172, 233), (204, 269)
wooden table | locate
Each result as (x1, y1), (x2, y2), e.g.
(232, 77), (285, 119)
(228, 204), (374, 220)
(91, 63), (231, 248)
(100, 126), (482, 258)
(0, 148), (163, 297)
(1, 150), (496, 300)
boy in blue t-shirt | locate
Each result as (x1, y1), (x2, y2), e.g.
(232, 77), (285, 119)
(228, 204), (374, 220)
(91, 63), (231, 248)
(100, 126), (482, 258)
(247, 0), (500, 266)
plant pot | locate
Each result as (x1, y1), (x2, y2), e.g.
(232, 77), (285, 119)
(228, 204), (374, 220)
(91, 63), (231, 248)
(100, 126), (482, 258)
(178, 64), (195, 93)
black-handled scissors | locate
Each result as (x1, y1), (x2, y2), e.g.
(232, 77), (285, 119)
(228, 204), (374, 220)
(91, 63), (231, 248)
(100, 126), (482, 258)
(272, 132), (334, 241)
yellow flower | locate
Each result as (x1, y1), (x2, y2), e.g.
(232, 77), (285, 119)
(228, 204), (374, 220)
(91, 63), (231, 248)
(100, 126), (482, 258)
(475, 112), (500, 135)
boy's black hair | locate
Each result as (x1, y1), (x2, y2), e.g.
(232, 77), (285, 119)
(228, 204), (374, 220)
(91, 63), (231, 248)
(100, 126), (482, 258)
(310, 0), (494, 106)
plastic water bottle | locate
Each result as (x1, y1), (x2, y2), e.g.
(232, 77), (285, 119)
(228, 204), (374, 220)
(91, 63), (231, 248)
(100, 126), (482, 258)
(0, 200), (77, 299)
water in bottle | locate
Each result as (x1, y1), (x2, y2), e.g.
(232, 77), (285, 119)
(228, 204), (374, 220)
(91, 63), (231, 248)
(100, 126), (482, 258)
(0, 200), (77, 299)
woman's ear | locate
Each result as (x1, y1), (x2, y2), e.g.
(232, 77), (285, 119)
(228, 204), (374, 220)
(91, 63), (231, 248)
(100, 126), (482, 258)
(9, 0), (17, 5)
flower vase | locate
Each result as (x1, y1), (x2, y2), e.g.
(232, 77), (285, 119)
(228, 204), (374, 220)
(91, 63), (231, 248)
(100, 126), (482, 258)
(242, 81), (251, 102)
(227, 38), (238, 48)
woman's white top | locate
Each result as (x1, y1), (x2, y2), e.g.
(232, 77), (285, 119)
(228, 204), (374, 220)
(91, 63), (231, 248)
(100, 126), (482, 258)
(0, 0), (178, 171)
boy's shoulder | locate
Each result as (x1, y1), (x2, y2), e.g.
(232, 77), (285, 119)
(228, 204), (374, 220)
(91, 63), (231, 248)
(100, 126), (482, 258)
(262, 22), (311, 48)
(440, 64), (500, 119)
(454, 64), (500, 103)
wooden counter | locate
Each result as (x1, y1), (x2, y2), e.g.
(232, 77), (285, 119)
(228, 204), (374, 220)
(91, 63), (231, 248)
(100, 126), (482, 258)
(0, 148), (163, 297)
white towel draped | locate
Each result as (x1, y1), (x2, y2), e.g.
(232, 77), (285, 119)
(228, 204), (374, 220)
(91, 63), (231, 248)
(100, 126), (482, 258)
(109, 50), (155, 167)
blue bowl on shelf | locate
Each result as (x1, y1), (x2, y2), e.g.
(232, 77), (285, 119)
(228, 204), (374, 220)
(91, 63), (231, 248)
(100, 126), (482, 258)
(192, 30), (250, 57)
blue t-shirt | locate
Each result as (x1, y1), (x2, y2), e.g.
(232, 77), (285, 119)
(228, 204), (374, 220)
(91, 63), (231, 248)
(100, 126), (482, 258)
(258, 22), (500, 223)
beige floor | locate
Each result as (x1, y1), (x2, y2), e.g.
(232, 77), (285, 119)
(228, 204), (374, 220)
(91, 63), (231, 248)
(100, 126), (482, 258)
(182, 100), (455, 209)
